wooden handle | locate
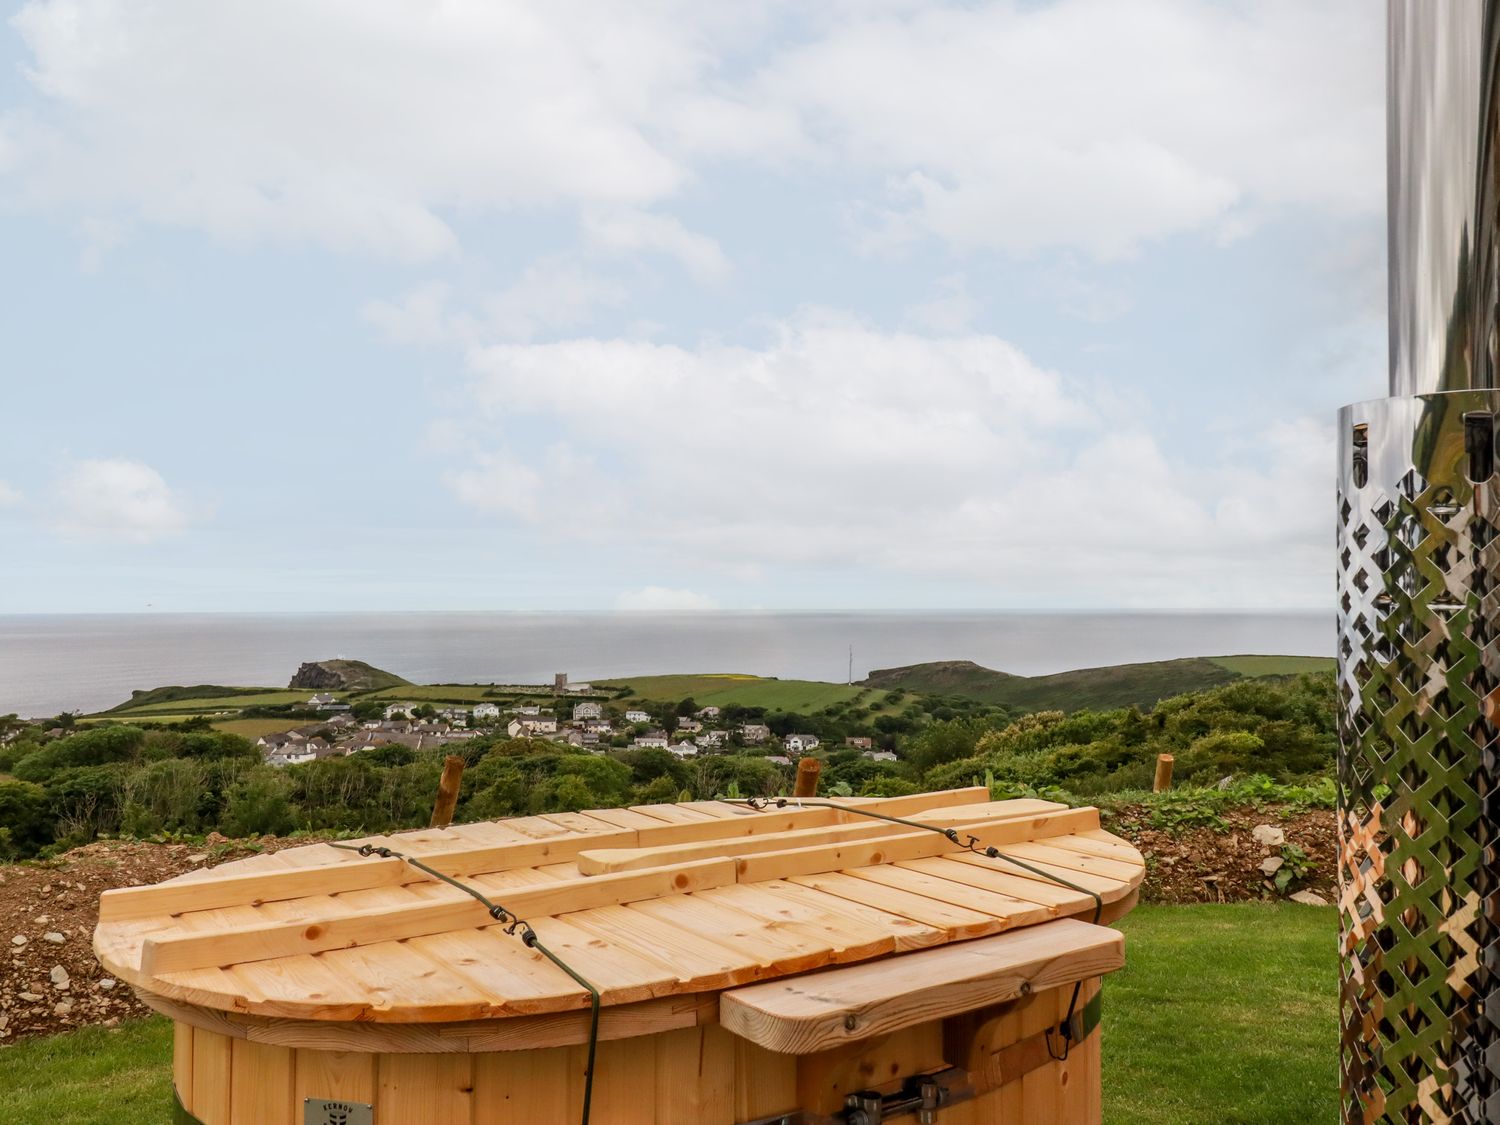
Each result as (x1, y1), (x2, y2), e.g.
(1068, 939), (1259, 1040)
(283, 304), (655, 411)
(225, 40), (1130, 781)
(794, 757), (822, 798)
(430, 756), (466, 827)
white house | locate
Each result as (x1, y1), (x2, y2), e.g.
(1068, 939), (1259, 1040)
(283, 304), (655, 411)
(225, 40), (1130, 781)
(516, 704), (542, 717)
(676, 719), (703, 733)
(472, 703), (501, 721)
(625, 709), (651, 725)
(633, 730), (670, 749)
(573, 701), (603, 721)
(508, 717), (559, 738)
(668, 743), (698, 759)
(861, 750), (899, 763)
(695, 730), (725, 748)
(785, 733), (820, 754)
(740, 724), (771, 744)
(308, 693), (337, 707)
(696, 706), (722, 720)
(383, 703), (416, 721)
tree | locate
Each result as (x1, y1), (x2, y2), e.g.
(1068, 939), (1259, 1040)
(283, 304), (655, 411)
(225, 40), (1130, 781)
(0, 780), (52, 856)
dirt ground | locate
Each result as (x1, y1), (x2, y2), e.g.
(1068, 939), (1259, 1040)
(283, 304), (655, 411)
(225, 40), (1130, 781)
(0, 807), (1336, 1044)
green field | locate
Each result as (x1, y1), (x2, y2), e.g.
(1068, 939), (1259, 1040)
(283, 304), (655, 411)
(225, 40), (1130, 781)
(599, 673), (891, 713)
(209, 718), (319, 738)
(0, 903), (1335, 1124)
(1208, 655), (1336, 678)
(97, 689), (337, 719)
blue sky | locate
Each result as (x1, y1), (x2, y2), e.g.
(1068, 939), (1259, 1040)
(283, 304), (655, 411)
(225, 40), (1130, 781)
(0, 0), (1383, 613)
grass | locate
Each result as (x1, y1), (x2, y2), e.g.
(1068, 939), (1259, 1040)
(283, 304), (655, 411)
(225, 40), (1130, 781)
(0, 1016), (172, 1124)
(1104, 902), (1335, 1124)
(599, 673), (890, 713)
(3, 904), (1334, 1123)
(210, 718), (317, 738)
(113, 690), (334, 715)
(1209, 655), (1336, 677)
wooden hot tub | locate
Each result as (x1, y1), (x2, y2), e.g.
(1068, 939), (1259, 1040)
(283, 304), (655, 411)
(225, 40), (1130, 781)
(92, 787), (1142, 1124)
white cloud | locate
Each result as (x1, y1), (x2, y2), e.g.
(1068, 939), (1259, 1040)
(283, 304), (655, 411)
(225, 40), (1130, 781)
(2, 1), (1381, 263)
(615, 586), (720, 612)
(0, 481), (20, 507)
(581, 209), (730, 283)
(442, 314), (1328, 607)
(759, 0), (1382, 257)
(51, 458), (192, 543)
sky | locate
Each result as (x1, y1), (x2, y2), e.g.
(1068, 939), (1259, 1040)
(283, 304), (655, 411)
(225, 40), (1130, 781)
(0, 0), (1385, 614)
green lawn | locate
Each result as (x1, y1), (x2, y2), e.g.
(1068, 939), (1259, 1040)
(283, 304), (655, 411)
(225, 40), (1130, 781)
(1104, 903), (1335, 1124)
(0, 904), (1334, 1124)
(0, 1017), (171, 1124)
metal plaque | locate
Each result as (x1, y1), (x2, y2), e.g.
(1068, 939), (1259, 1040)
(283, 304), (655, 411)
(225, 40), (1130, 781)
(304, 1098), (373, 1125)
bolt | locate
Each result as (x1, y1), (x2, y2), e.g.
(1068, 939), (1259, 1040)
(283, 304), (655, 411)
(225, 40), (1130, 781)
(844, 1014), (858, 1031)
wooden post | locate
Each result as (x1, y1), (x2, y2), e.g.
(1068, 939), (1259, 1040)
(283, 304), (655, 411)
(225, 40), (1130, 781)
(1152, 753), (1174, 793)
(430, 756), (466, 828)
(794, 758), (822, 799)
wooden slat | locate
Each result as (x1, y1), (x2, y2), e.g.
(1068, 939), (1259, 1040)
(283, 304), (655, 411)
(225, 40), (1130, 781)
(576, 799), (1066, 876)
(474, 1044), (582, 1122)
(656, 1025), (735, 1125)
(191, 1027), (233, 1124)
(379, 1053), (474, 1124)
(999, 840), (1145, 881)
(173, 1022), (194, 1112)
(228, 1039), (294, 1125)
(139, 858), (737, 976)
(292, 1048), (375, 1110)
(720, 919), (1123, 1053)
(843, 865), (1054, 928)
(788, 872), (1001, 940)
(726, 880), (947, 952)
(897, 856), (1089, 912)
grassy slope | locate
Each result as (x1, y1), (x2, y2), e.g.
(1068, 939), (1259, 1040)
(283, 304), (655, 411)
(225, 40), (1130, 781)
(1106, 903), (1335, 1124)
(103, 684), (264, 712)
(7, 904), (1334, 1125)
(295, 658), (409, 692)
(862, 655), (1335, 712)
(598, 673), (890, 713)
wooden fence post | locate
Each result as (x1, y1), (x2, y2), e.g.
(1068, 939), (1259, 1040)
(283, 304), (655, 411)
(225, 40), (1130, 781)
(430, 755), (466, 827)
(794, 758), (822, 799)
(1153, 753), (1174, 793)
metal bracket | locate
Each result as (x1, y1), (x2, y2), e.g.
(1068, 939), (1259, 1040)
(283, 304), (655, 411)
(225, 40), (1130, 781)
(737, 1067), (976, 1125)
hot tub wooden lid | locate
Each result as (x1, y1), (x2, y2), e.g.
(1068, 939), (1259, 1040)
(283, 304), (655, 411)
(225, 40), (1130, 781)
(92, 787), (1142, 1024)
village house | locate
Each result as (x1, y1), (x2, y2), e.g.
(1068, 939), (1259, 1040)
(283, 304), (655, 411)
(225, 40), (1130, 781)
(763, 754), (793, 766)
(633, 730), (670, 749)
(383, 703), (417, 721)
(676, 718), (703, 733)
(624, 709), (651, 724)
(668, 743), (698, 759)
(564, 682), (594, 694)
(516, 704), (542, 717)
(471, 703), (501, 721)
(861, 749), (899, 763)
(583, 719), (613, 735)
(785, 733), (820, 754)
(846, 736), (874, 750)
(507, 717), (559, 738)
(740, 723), (771, 744)
(696, 706), (721, 720)
(573, 700), (603, 721)
(695, 730), (725, 748)
(308, 693), (351, 713)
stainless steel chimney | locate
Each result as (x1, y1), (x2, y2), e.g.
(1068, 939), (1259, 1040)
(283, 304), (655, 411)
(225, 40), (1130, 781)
(1339, 4), (1500, 1122)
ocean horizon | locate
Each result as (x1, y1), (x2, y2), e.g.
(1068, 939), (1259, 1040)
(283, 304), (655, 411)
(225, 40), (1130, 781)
(0, 609), (1330, 718)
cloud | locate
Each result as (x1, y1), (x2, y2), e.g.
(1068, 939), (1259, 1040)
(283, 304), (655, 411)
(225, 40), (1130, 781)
(441, 313), (1329, 607)
(2, 1), (1381, 263)
(615, 586), (720, 612)
(0, 481), (20, 507)
(51, 458), (192, 543)
(581, 209), (730, 283)
(759, 0), (1382, 257)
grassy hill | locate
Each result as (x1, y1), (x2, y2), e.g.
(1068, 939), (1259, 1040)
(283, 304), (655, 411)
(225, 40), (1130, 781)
(861, 654), (1333, 712)
(597, 673), (892, 714)
(103, 685), (266, 713)
(288, 659), (409, 692)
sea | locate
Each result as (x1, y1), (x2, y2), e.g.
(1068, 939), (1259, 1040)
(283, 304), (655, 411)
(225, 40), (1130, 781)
(0, 611), (1331, 719)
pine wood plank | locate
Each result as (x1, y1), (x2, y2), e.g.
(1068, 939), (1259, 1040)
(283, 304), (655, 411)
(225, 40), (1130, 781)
(173, 1021), (194, 1112)
(540, 810), (637, 835)
(1019, 973), (1062, 1123)
(137, 857), (738, 976)
(788, 871), (1002, 939)
(731, 880), (947, 952)
(590, 1035), (659, 1123)
(943, 847), (1136, 902)
(999, 840), (1147, 882)
(720, 919), (1123, 1054)
(577, 798), (1068, 876)
(292, 1048), (376, 1109)
(630, 893), (871, 977)
(229, 1038), (294, 1125)
(844, 865), (1055, 927)
(795, 1024), (944, 1116)
(579, 806), (678, 831)
(897, 856), (1091, 913)
(694, 883), (912, 957)
(191, 1027), (233, 1125)
(655, 1025), (735, 1125)
(473, 1044), (582, 1123)
(378, 1053), (474, 1125)
(564, 906), (769, 991)
(732, 1036), (797, 1120)
(404, 928), (581, 1013)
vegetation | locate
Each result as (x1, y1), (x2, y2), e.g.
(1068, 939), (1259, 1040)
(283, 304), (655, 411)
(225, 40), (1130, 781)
(2, 903), (1334, 1125)
(291, 659), (410, 692)
(1105, 903), (1335, 1123)
(598, 674), (894, 714)
(0, 670), (1335, 859)
(862, 655), (1335, 713)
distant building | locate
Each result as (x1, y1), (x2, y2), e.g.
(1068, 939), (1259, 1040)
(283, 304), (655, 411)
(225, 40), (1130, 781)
(625, 709), (651, 725)
(846, 736), (873, 750)
(516, 704), (542, 717)
(676, 719), (703, 733)
(633, 730), (670, 749)
(573, 701), (604, 721)
(383, 703), (416, 721)
(861, 750), (898, 763)
(472, 703), (501, 721)
(507, 717), (559, 738)
(695, 729), (725, 748)
(763, 754), (792, 766)
(668, 743), (698, 759)
(696, 706), (722, 720)
(740, 723), (771, 744)
(565, 682), (594, 694)
(785, 733), (820, 754)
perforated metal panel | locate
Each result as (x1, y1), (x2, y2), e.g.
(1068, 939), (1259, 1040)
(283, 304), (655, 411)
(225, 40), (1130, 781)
(1338, 392), (1500, 1124)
